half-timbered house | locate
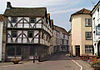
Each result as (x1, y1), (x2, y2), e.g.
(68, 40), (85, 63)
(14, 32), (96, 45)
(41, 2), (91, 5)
(4, 2), (53, 61)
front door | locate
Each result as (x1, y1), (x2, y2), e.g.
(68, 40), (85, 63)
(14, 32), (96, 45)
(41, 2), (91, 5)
(75, 45), (80, 56)
(98, 41), (100, 56)
(22, 46), (30, 60)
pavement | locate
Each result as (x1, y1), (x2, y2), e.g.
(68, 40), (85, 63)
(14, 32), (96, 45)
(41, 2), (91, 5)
(0, 52), (94, 70)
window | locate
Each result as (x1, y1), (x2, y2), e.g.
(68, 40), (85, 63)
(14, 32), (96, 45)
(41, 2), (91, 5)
(11, 17), (17, 23)
(7, 46), (15, 56)
(30, 17), (36, 23)
(66, 40), (68, 44)
(63, 34), (65, 38)
(30, 46), (35, 56)
(85, 32), (92, 40)
(62, 39), (64, 44)
(85, 45), (93, 53)
(11, 31), (17, 37)
(28, 31), (33, 38)
(7, 46), (21, 56)
(85, 18), (92, 27)
(93, 18), (95, 28)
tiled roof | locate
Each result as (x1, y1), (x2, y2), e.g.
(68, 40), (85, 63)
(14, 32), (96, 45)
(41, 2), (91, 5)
(54, 25), (68, 35)
(70, 8), (91, 21)
(0, 15), (4, 21)
(4, 7), (47, 17)
(72, 8), (90, 15)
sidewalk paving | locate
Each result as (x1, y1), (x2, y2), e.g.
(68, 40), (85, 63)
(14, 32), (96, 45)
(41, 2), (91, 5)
(70, 56), (94, 70)
(0, 62), (13, 66)
(0, 61), (31, 67)
(75, 60), (94, 70)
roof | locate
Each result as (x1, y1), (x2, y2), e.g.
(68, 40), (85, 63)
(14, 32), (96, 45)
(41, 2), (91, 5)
(4, 7), (47, 17)
(54, 25), (68, 35)
(67, 29), (71, 36)
(70, 8), (91, 21)
(0, 15), (4, 21)
(91, 1), (100, 14)
(47, 13), (50, 18)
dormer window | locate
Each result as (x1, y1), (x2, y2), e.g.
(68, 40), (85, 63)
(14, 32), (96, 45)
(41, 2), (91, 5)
(11, 17), (17, 23)
(30, 17), (36, 23)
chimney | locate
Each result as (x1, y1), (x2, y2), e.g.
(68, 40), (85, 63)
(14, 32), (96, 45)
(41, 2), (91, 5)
(7, 2), (12, 9)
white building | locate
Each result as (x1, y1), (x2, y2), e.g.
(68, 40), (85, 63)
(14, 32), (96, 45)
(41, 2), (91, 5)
(91, 1), (100, 56)
(4, 2), (53, 61)
(53, 25), (69, 52)
(0, 15), (4, 61)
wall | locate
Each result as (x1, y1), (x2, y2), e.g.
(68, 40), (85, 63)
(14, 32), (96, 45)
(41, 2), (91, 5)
(0, 22), (3, 61)
(71, 14), (92, 56)
(71, 15), (82, 55)
(81, 15), (92, 56)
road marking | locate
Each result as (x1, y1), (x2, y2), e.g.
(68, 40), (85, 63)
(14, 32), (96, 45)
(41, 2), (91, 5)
(72, 60), (83, 70)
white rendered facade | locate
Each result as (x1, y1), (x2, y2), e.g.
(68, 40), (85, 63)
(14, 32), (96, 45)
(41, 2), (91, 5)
(92, 1), (100, 56)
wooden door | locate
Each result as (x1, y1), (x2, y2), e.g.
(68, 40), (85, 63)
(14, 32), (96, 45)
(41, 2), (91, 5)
(98, 42), (100, 56)
(75, 45), (80, 56)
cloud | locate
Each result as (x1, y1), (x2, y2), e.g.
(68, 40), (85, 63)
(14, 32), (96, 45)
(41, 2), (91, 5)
(49, 8), (82, 15)
(8, 0), (68, 7)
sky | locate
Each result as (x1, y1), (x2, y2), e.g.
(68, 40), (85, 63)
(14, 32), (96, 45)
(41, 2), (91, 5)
(0, 0), (99, 31)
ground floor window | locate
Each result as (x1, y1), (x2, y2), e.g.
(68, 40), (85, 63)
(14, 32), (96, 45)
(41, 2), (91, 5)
(30, 46), (35, 56)
(85, 45), (93, 53)
(7, 46), (21, 56)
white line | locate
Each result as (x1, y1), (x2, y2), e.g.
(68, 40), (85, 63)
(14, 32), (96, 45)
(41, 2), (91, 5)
(72, 60), (83, 70)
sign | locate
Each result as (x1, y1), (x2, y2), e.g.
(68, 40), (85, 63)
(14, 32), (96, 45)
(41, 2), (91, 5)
(96, 26), (100, 35)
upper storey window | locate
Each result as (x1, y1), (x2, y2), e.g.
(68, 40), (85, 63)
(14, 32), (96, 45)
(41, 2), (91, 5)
(11, 17), (17, 23)
(11, 31), (17, 37)
(28, 31), (33, 38)
(85, 32), (92, 40)
(85, 18), (92, 27)
(30, 17), (36, 23)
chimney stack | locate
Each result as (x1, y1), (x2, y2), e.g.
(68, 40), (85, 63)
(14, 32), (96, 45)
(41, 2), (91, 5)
(7, 2), (12, 9)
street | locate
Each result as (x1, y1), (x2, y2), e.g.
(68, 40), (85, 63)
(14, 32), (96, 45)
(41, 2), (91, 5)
(0, 52), (94, 70)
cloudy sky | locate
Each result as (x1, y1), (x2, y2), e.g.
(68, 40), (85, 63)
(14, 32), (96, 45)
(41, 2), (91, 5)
(0, 0), (99, 31)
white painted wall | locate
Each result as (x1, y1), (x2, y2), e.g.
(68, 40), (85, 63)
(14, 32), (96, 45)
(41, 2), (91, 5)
(92, 5), (100, 55)
(0, 22), (3, 61)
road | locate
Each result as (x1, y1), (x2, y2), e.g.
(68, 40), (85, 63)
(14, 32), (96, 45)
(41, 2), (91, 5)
(0, 52), (94, 70)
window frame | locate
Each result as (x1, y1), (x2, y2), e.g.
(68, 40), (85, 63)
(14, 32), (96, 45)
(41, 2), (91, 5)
(85, 45), (93, 53)
(30, 17), (36, 23)
(11, 17), (17, 23)
(85, 18), (92, 27)
(85, 32), (92, 40)
(11, 31), (17, 37)
(28, 31), (33, 38)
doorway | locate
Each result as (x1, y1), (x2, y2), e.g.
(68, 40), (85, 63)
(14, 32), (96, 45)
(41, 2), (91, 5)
(22, 46), (30, 60)
(75, 45), (80, 56)
(98, 41), (100, 56)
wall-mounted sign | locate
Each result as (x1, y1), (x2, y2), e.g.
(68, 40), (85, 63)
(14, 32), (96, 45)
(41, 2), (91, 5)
(96, 26), (100, 35)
